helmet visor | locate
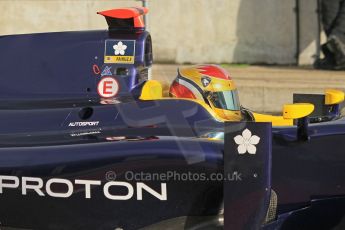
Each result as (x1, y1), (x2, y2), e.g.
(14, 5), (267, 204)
(208, 90), (240, 111)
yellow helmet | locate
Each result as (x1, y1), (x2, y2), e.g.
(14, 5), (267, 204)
(169, 65), (242, 121)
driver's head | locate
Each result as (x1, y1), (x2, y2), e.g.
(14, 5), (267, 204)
(169, 65), (242, 121)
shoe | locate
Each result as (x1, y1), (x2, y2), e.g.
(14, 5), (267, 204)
(314, 56), (337, 70)
(327, 35), (345, 67)
(322, 43), (333, 58)
(314, 43), (337, 70)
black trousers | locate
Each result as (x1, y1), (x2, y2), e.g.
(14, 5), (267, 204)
(321, 0), (345, 42)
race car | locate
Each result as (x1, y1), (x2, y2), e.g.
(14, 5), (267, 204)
(0, 6), (345, 230)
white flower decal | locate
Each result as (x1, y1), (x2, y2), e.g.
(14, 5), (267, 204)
(113, 41), (127, 55)
(234, 129), (260, 155)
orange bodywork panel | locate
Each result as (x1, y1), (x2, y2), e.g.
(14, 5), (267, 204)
(97, 7), (148, 28)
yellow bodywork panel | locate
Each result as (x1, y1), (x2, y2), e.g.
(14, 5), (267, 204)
(254, 103), (314, 127)
(325, 89), (345, 105)
(139, 80), (163, 100)
(140, 81), (315, 126)
(253, 113), (294, 126)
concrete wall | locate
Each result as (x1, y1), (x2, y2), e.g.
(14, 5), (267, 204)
(150, 0), (296, 64)
(297, 0), (324, 65)
(0, 1), (141, 34)
(0, 0), (320, 65)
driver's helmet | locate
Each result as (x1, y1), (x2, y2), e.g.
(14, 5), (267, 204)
(169, 65), (242, 121)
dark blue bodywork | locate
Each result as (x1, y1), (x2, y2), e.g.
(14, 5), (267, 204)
(0, 29), (151, 100)
(0, 19), (345, 230)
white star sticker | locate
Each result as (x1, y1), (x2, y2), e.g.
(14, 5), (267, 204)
(234, 129), (260, 154)
(113, 41), (127, 56)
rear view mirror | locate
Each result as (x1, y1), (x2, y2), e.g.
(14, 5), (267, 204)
(283, 103), (314, 120)
(325, 89), (345, 105)
(283, 103), (314, 141)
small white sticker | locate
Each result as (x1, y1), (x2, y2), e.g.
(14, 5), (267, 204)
(113, 41), (127, 55)
(97, 77), (119, 98)
(234, 129), (260, 155)
(101, 66), (112, 76)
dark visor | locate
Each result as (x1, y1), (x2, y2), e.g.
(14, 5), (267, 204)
(208, 90), (240, 111)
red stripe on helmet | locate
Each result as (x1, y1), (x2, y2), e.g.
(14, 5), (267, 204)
(169, 81), (197, 99)
(197, 65), (231, 80)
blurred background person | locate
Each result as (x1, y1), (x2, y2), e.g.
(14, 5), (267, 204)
(315, 0), (345, 70)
